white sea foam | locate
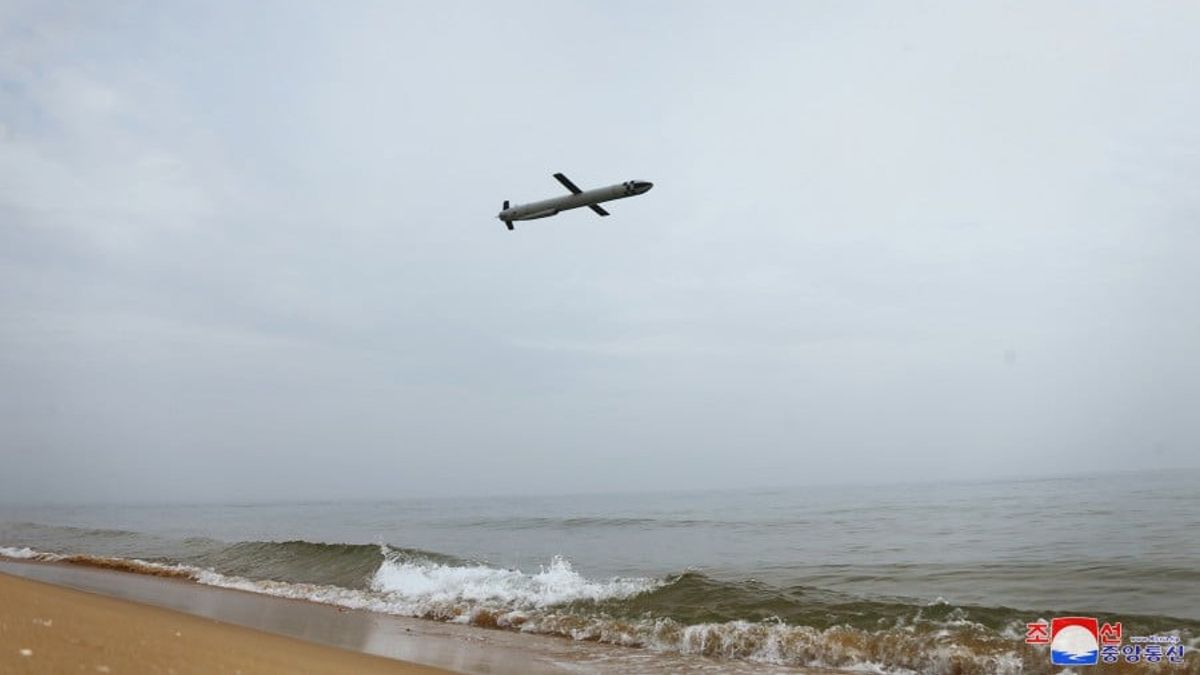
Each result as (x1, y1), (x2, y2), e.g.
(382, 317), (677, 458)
(0, 545), (645, 625)
(186, 548), (658, 627)
(193, 569), (380, 610)
(565, 617), (1026, 674)
(0, 545), (201, 579)
(0, 544), (1097, 674)
(370, 550), (657, 610)
(0, 546), (46, 560)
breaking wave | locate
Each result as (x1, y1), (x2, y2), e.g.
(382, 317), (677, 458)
(2, 539), (1196, 674)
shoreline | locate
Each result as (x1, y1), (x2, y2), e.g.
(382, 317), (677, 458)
(0, 570), (452, 675)
(0, 560), (826, 674)
(0, 561), (570, 675)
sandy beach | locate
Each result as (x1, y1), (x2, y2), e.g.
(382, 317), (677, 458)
(0, 571), (453, 675)
(1, 560), (814, 674)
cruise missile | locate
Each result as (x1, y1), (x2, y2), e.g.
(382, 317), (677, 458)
(497, 173), (653, 230)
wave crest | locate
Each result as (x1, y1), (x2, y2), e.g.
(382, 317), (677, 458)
(4, 542), (1196, 674)
(371, 549), (659, 613)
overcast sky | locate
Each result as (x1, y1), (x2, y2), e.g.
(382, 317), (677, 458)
(2, 1), (1198, 503)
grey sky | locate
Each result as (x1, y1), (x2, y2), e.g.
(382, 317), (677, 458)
(2, 1), (1198, 503)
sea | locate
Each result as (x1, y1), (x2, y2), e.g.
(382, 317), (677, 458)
(2, 469), (1197, 674)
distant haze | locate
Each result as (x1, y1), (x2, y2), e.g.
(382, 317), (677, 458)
(2, 2), (1198, 503)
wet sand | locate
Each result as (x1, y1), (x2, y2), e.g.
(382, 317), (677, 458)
(0, 562), (572, 675)
(0, 571), (451, 674)
(0, 560), (826, 674)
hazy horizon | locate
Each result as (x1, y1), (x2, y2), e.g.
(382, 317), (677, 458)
(1, 457), (1194, 509)
(3, 1), (1199, 503)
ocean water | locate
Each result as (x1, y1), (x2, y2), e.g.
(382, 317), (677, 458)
(2, 470), (1197, 674)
